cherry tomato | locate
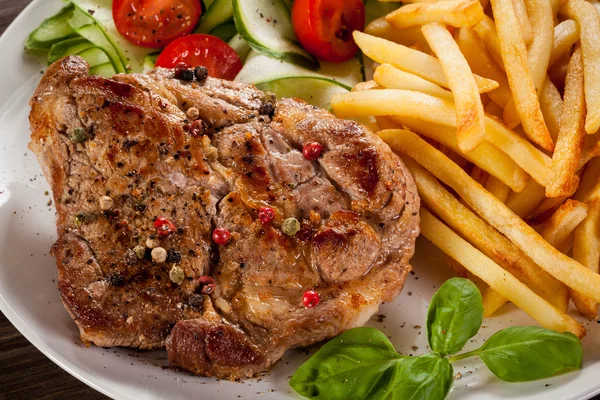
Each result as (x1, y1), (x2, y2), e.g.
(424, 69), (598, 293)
(155, 34), (243, 80)
(113, 0), (202, 48)
(292, 0), (365, 63)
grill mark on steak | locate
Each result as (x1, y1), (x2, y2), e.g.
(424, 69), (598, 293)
(29, 56), (420, 379)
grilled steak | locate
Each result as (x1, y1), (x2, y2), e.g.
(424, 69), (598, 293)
(29, 56), (420, 379)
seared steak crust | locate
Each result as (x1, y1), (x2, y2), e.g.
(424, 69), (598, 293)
(29, 56), (420, 378)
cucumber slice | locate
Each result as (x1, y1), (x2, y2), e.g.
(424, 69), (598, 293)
(75, 23), (126, 73)
(195, 0), (233, 34)
(227, 34), (251, 62)
(235, 51), (362, 90)
(77, 47), (111, 67)
(143, 53), (160, 72)
(210, 21), (237, 42)
(89, 62), (117, 77)
(365, 0), (398, 25)
(71, 0), (157, 73)
(48, 37), (94, 64)
(26, 4), (77, 50)
(232, 0), (319, 70)
(256, 77), (349, 109)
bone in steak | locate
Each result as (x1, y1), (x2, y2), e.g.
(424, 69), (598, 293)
(29, 56), (420, 379)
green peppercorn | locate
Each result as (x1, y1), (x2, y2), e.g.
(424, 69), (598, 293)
(133, 245), (146, 259)
(74, 212), (87, 225)
(169, 266), (185, 285)
(282, 218), (300, 236)
(69, 127), (88, 143)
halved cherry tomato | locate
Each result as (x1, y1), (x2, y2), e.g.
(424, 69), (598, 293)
(155, 34), (243, 80)
(113, 0), (202, 48)
(292, 0), (365, 63)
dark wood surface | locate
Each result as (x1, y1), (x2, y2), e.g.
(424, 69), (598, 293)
(0, 2), (106, 399)
(1, 1), (599, 400)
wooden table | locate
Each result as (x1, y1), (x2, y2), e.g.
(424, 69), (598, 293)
(2, 1), (600, 400)
(0, 2), (106, 399)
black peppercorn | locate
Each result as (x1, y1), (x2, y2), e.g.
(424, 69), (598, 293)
(259, 102), (275, 117)
(175, 67), (194, 81)
(188, 294), (203, 309)
(106, 272), (124, 286)
(167, 249), (182, 264)
(194, 66), (209, 82)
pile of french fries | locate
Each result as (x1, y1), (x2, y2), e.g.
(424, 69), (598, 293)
(332, 0), (600, 338)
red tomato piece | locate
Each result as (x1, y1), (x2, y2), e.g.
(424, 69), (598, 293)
(155, 34), (243, 80)
(113, 0), (202, 48)
(292, 0), (365, 63)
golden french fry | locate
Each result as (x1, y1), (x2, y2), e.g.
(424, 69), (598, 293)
(422, 23), (486, 152)
(380, 129), (600, 304)
(400, 157), (568, 311)
(485, 176), (511, 202)
(482, 287), (509, 317)
(373, 64), (454, 101)
(547, 48), (586, 198)
(395, 116), (528, 191)
(491, 0), (554, 151)
(506, 180), (546, 218)
(386, 0), (485, 29)
(473, 16), (505, 69)
(502, 101), (520, 129)
(572, 187), (600, 318)
(539, 77), (563, 142)
(419, 208), (584, 337)
(445, 255), (471, 278)
(549, 20), (580, 68)
(513, 0), (533, 46)
(524, 0), (553, 92)
(365, 18), (430, 50)
(561, 0), (600, 134)
(352, 81), (380, 92)
(541, 199), (588, 249)
(331, 89), (552, 186)
(575, 157), (600, 202)
(457, 27), (512, 108)
(527, 195), (572, 226)
(484, 100), (504, 118)
(354, 32), (499, 93)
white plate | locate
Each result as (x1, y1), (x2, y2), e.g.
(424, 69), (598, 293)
(2, 2), (600, 399)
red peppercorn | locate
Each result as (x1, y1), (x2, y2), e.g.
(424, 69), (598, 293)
(259, 207), (275, 225)
(303, 142), (323, 160)
(154, 217), (176, 236)
(302, 290), (320, 308)
(197, 275), (216, 295)
(212, 228), (231, 245)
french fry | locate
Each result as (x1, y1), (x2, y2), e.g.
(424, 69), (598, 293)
(373, 64), (454, 101)
(502, 101), (520, 129)
(513, 0), (533, 46)
(482, 287), (509, 317)
(354, 32), (499, 93)
(549, 19), (579, 68)
(527, 196), (571, 226)
(540, 199), (588, 249)
(422, 23), (486, 152)
(524, 0), (554, 92)
(506, 180), (546, 218)
(561, 0), (600, 134)
(386, 0), (486, 29)
(473, 16), (505, 69)
(352, 81), (380, 92)
(575, 157), (600, 202)
(572, 186), (600, 318)
(401, 157), (568, 311)
(419, 208), (584, 337)
(365, 17), (430, 50)
(486, 176), (511, 203)
(380, 129), (600, 303)
(491, 0), (554, 151)
(395, 116), (528, 191)
(457, 27), (512, 108)
(547, 48), (586, 198)
(484, 100), (504, 118)
(331, 89), (552, 186)
(445, 255), (471, 278)
(539, 77), (563, 142)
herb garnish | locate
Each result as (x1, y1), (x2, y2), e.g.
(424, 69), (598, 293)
(290, 278), (583, 400)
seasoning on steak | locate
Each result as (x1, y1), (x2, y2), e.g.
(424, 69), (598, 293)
(29, 56), (420, 379)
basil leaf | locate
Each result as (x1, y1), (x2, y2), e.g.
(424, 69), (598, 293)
(427, 278), (483, 356)
(478, 326), (583, 382)
(289, 327), (404, 399)
(392, 353), (454, 400)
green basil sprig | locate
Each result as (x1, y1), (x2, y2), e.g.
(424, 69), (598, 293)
(427, 278), (483, 356)
(290, 278), (583, 400)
